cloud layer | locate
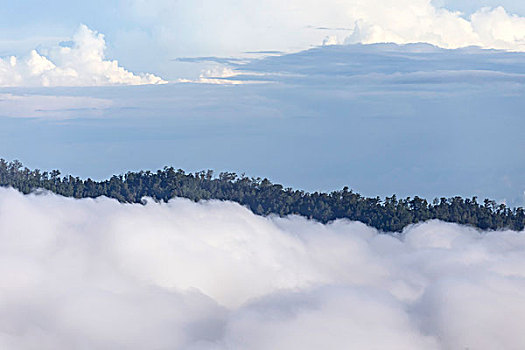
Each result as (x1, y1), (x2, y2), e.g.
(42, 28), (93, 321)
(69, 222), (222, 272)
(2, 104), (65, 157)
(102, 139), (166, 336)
(0, 25), (166, 87)
(0, 93), (113, 119)
(0, 187), (524, 349)
(230, 43), (525, 86)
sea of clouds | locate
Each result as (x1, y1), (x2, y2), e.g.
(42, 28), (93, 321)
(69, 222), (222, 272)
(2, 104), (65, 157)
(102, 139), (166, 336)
(0, 187), (524, 349)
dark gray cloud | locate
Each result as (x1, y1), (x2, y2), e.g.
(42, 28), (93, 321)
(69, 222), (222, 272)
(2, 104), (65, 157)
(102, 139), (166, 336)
(230, 44), (525, 85)
(174, 57), (246, 65)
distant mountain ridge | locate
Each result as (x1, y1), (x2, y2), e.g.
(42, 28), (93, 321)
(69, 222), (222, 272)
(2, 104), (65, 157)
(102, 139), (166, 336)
(1, 159), (523, 232)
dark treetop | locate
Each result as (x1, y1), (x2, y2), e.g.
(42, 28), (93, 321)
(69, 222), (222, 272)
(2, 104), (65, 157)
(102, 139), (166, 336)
(1, 159), (523, 232)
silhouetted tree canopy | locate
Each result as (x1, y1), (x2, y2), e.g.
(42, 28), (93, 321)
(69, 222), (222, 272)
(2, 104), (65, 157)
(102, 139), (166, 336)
(0, 159), (523, 232)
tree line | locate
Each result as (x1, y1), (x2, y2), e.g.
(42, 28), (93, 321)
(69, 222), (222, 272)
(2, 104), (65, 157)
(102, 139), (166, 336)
(0, 159), (523, 232)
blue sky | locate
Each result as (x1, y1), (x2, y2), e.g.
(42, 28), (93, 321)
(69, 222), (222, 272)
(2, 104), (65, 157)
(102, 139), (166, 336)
(0, 0), (524, 205)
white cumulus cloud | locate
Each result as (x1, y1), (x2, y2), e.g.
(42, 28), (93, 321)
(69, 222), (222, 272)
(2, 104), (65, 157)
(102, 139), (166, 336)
(0, 187), (524, 349)
(123, 0), (525, 58)
(345, 3), (525, 51)
(0, 25), (166, 87)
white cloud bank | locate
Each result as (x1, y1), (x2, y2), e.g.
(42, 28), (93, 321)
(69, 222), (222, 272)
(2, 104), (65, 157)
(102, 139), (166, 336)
(0, 187), (524, 349)
(0, 25), (166, 87)
(124, 0), (525, 57)
(345, 3), (525, 51)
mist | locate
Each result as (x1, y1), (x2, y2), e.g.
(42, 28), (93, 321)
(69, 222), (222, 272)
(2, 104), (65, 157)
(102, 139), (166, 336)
(0, 187), (524, 349)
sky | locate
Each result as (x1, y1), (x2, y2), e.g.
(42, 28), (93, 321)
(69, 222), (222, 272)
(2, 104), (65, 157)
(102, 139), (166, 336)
(0, 0), (524, 205)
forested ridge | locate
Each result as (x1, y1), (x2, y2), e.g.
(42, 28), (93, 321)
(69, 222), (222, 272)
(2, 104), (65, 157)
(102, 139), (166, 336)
(1, 159), (523, 232)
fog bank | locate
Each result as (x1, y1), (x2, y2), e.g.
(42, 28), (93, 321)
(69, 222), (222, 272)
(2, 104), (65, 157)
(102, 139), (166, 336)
(0, 188), (524, 349)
